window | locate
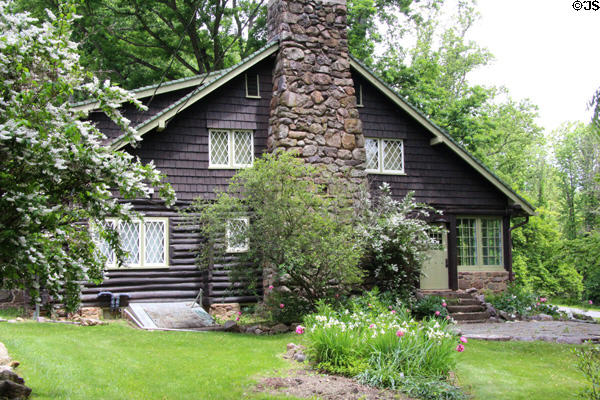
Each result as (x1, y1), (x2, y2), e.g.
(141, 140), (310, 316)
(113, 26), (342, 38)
(457, 217), (503, 267)
(356, 84), (363, 107)
(93, 218), (169, 268)
(209, 129), (253, 168)
(365, 138), (404, 174)
(245, 73), (260, 98)
(226, 218), (249, 253)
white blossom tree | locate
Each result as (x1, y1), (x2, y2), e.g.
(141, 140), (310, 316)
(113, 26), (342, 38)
(0, 1), (175, 311)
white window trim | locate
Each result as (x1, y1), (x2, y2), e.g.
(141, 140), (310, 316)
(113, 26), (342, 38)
(457, 216), (503, 269)
(226, 217), (250, 253)
(356, 84), (363, 107)
(94, 217), (169, 270)
(365, 137), (405, 175)
(245, 73), (261, 99)
(208, 129), (254, 169)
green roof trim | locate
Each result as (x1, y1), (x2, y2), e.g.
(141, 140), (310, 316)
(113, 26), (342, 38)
(349, 55), (535, 216)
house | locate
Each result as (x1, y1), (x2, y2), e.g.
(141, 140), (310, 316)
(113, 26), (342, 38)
(74, 0), (535, 307)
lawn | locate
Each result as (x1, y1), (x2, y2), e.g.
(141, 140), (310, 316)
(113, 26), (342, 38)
(456, 340), (587, 400)
(0, 318), (590, 400)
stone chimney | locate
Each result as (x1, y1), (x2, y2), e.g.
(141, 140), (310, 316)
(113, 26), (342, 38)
(267, 0), (367, 196)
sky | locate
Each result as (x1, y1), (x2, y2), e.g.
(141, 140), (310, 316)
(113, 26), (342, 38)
(466, 0), (600, 133)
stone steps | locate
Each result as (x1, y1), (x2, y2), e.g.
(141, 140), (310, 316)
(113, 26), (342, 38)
(451, 311), (490, 321)
(446, 304), (484, 313)
(448, 298), (481, 306)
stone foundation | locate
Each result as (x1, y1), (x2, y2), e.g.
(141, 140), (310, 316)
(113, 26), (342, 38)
(458, 271), (509, 293)
(210, 303), (241, 320)
(0, 290), (27, 309)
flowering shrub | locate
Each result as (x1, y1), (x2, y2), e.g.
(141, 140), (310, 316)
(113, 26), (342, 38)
(303, 292), (462, 397)
(412, 295), (450, 321)
(357, 184), (444, 300)
(486, 284), (560, 318)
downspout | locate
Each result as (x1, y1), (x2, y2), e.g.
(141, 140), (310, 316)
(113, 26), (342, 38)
(507, 215), (530, 281)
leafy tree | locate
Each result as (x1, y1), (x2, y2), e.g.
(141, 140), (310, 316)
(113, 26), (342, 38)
(17, 0), (268, 89)
(0, 1), (175, 311)
(188, 152), (363, 321)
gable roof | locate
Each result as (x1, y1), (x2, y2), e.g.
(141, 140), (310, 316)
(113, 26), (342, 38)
(83, 40), (534, 216)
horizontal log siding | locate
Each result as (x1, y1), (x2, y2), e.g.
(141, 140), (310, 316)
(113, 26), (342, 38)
(354, 74), (508, 211)
(81, 201), (260, 306)
(122, 60), (273, 201)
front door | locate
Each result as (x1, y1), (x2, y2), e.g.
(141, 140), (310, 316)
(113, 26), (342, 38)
(420, 226), (449, 290)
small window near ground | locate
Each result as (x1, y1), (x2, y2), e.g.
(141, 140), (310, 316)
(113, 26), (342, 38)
(457, 217), (503, 267)
(209, 129), (254, 169)
(226, 218), (249, 253)
(245, 73), (260, 98)
(365, 137), (404, 174)
(92, 218), (168, 268)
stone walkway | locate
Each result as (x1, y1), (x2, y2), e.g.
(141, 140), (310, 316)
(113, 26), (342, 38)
(455, 320), (600, 344)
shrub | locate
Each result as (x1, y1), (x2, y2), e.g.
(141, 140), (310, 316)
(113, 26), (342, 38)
(188, 152), (363, 323)
(302, 291), (463, 397)
(412, 295), (450, 321)
(574, 345), (600, 399)
(358, 184), (444, 300)
(486, 283), (560, 318)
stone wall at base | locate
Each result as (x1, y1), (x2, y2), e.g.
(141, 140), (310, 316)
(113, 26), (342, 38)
(0, 290), (27, 309)
(458, 271), (509, 292)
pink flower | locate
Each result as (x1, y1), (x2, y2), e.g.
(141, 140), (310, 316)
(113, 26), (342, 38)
(446, 316), (451, 320)
(268, 285), (274, 290)
(442, 302), (447, 307)
(295, 325), (305, 334)
(435, 311), (440, 316)
(236, 316), (240, 321)
(459, 336), (468, 344)
(238, 311), (242, 315)
(279, 303), (285, 309)
(390, 310), (396, 314)
(536, 302), (540, 306)
(590, 300), (594, 305)
(368, 303), (372, 308)
(389, 306), (393, 310)
(540, 297), (547, 303)
(335, 293), (340, 298)
(369, 324), (375, 329)
(396, 330), (404, 337)
(456, 344), (465, 352)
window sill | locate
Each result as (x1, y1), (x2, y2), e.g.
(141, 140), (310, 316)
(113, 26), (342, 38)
(366, 170), (407, 176)
(458, 265), (506, 273)
(208, 165), (252, 170)
(245, 95), (261, 99)
(105, 265), (170, 270)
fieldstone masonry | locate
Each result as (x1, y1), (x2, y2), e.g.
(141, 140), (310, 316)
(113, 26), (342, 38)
(267, 0), (367, 196)
(458, 271), (509, 293)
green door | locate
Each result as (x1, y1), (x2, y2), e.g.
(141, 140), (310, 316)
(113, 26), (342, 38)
(420, 227), (449, 290)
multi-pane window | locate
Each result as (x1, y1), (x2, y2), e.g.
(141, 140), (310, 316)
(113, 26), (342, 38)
(365, 138), (404, 174)
(356, 84), (363, 107)
(226, 218), (249, 253)
(93, 218), (168, 268)
(457, 217), (503, 267)
(209, 129), (253, 168)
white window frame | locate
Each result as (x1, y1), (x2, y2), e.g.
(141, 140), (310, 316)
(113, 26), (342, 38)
(245, 73), (261, 98)
(93, 217), (169, 269)
(208, 129), (254, 169)
(226, 217), (250, 253)
(365, 137), (405, 175)
(457, 217), (503, 269)
(356, 84), (363, 107)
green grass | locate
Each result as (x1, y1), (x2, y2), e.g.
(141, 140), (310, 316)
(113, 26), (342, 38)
(0, 321), (299, 400)
(0, 307), (26, 319)
(457, 340), (587, 399)
(550, 297), (600, 311)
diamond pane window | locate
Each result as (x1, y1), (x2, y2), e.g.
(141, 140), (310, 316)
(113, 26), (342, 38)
(92, 220), (115, 265)
(481, 219), (503, 265)
(233, 131), (253, 167)
(209, 129), (254, 168)
(119, 221), (140, 265)
(365, 139), (379, 171)
(365, 138), (404, 174)
(209, 130), (229, 166)
(457, 218), (477, 266)
(91, 218), (168, 269)
(226, 218), (249, 253)
(144, 220), (166, 265)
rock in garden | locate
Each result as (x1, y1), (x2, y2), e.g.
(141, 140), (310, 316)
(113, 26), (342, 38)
(0, 367), (24, 385)
(223, 320), (238, 332)
(271, 323), (289, 334)
(0, 379), (32, 399)
(293, 352), (306, 363)
(466, 288), (478, 294)
(536, 313), (554, 321)
(573, 313), (594, 321)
